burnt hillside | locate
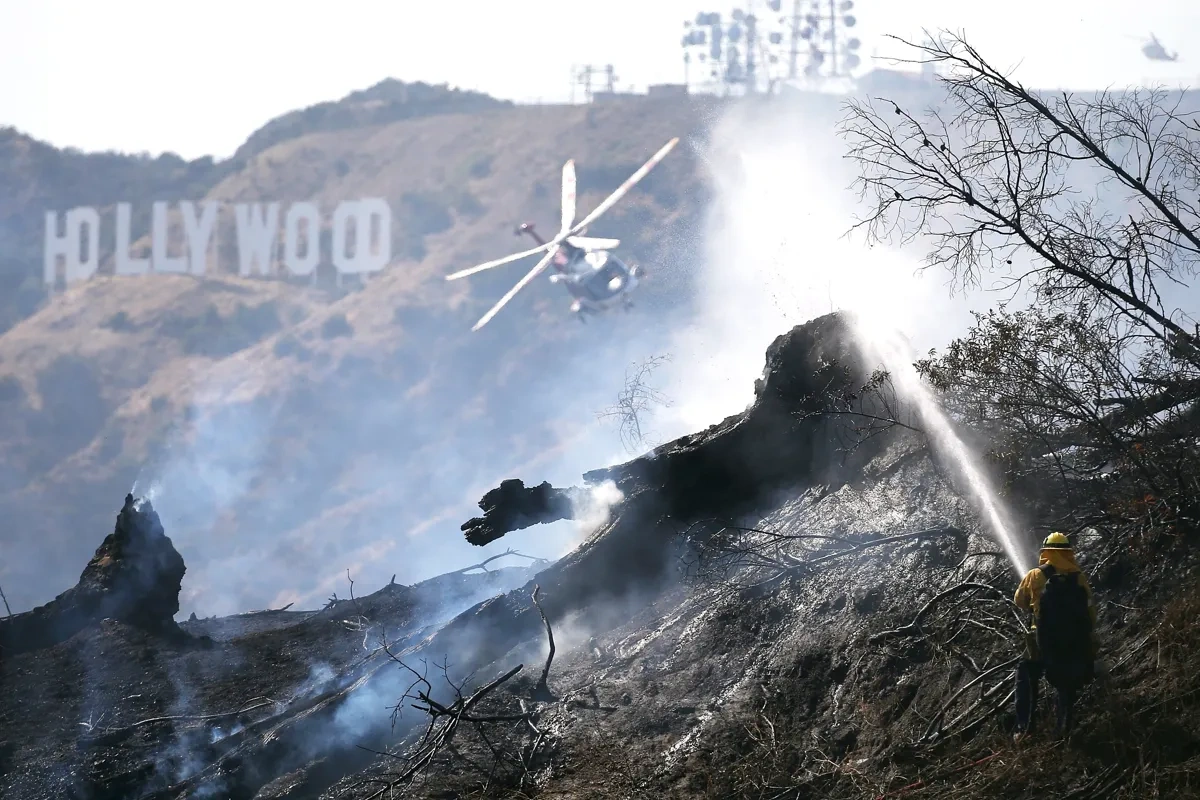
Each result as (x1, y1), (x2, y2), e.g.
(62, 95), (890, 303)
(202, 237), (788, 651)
(2, 311), (1196, 800)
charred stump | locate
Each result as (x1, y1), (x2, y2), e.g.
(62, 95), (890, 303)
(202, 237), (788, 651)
(0, 493), (191, 657)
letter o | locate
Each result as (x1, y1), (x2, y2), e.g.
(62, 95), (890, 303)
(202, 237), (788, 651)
(284, 202), (321, 276)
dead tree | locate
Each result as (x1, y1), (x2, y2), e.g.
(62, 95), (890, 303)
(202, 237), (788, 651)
(598, 354), (673, 454)
(840, 32), (1200, 540)
(841, 31), (1200, 358)
(530, 585), (556, 701)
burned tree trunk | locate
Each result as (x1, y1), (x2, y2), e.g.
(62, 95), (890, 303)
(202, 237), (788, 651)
(0, 494), (194, 657)
(462, 312), (883, 546)
(461, 480), (584, 546)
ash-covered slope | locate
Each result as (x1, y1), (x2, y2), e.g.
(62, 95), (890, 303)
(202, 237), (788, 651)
(0, 310), (891, 798)
(320, 316), (1195, 800)
(5, 310), (1198, 799)
(0, 494), (543, 800)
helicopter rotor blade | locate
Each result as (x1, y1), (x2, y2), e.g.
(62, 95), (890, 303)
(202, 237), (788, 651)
(445, 241), (553, 281)
(560, 159), (576, 236)
(569, 137), (679, 234)
(471, 248), (557, 331)
(566, 236), (620, 250)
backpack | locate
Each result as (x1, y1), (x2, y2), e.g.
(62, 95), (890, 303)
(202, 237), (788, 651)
(1035, 564), (1095, 688)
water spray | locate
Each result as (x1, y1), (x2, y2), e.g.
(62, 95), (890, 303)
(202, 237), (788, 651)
(849, 313), (1030, 577)
(642, 103), (1034, 578)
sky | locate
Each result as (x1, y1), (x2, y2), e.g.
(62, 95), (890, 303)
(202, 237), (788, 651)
(3, 0), (1200, 159)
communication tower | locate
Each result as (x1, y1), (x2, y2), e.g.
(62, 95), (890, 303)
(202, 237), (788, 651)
(680, 0), (861, 94)
(571, 64), (618, 103)
(681, 8), (768, 95)
(785, 0), (861, 80)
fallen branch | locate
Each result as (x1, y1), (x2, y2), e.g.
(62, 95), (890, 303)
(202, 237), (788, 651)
(953, 551), (1006, 570)
(362, 662), (529, 798)
(921, 657), (1020, 742)
(531, 585), (556, 701)
(869, 582), (1013, 644)
(242, 602), (294, 616)
(127, 698), (278, 728)
(704, 522), (857, 547)
(451, 548), (547, 576)
(744, 526), (967, 596)
(1065, 765), (1127, 799)
(806, 527), (966, 569)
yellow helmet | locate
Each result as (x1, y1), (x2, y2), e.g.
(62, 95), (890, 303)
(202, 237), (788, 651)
(1041, 531), (1072, 549)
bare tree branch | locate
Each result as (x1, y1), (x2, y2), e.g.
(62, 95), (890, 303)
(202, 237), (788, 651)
(598, 354), (673, 454)
(840, 30), (1200, 550)
(530, 585), (556, 701)
(840, 31), (1200, 359)
(448, 548), (548, 576)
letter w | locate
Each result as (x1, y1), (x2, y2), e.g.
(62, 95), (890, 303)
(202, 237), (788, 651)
(234, 203), (279, 276)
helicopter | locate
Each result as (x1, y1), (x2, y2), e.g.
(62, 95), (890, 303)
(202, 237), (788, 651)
(445, 137), (679, 331)
(1142, 33), (1178, 62)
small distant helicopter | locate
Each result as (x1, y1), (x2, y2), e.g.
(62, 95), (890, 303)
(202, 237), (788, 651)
(1142, 33), (1179, 62)
(445, 138), (679, 331)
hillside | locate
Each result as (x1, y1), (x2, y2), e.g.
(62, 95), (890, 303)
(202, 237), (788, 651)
(0, 89), (726, 617)
(230, 79), (511, 165)
(2, 312), (1196, 799)
(0, 129), (222, 332)
(0, 80), (520, 336)
(5, 34), (1200, 800)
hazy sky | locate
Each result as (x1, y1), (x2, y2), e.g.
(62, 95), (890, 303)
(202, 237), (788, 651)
(2, 0), (1199, 158)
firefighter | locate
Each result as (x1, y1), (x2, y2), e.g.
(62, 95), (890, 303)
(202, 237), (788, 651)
(1012, 532), (1099, 741)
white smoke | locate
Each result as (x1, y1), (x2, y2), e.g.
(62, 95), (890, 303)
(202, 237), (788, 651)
(131, 365), (279, 617)
(652, 99), (988, 441)
(849, 315), (1029, 576)
(560, 479), (625, 555)
(642, 95), (1030, 570)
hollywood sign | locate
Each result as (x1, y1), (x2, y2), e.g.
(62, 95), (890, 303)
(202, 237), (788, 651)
(43, 199), (392, 286)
